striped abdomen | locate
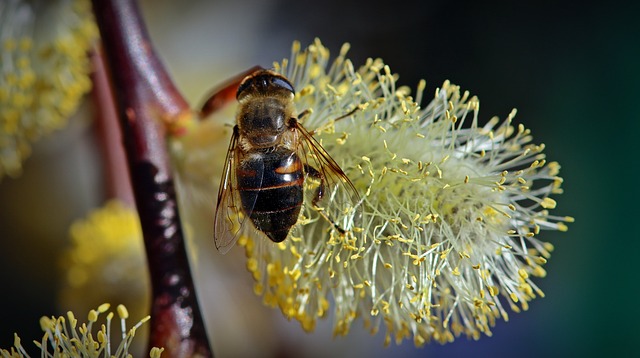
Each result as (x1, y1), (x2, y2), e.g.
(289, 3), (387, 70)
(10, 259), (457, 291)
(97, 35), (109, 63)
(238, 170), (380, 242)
(236, 149), (304, 242)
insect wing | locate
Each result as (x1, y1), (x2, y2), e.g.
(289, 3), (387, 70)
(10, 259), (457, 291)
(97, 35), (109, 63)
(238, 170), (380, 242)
(294, 121), (360, 228)
(214, 129), (263, 253)
(199, 66), (263, 119)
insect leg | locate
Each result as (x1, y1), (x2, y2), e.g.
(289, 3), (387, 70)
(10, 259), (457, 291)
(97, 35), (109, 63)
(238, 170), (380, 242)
(297, 109), (311, 121)
(304, 164), (325, 205)
(304, 164), (346, 234)
(307, 106), (361, 136)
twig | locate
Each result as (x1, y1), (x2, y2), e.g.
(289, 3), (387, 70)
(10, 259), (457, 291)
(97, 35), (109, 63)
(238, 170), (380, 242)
(90, 0), (212, 356)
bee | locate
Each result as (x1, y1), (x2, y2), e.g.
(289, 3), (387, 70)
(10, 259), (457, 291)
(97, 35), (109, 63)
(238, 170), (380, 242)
(205, 69), (359, 253)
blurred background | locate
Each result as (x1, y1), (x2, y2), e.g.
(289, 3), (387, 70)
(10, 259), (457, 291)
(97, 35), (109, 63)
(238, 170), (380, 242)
(0, 0), (637, 357)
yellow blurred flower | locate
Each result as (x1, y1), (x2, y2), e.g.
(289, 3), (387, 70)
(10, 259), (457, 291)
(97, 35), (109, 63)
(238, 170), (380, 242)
(233, 39), (573, 346)
(0, 303), (162, 357)
(0, 0), (97, 180)
(59, 200), (149, 326)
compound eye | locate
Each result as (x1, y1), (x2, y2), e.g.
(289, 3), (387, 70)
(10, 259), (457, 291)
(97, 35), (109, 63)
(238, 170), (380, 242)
(236, 70), (296, 99)
(236, 79), (252, 99)
(271, 77), (295, 94)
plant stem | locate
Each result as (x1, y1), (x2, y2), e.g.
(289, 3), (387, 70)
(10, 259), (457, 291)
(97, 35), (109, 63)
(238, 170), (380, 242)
(92, 48), (134, 206)
(90, 0), (212, 356)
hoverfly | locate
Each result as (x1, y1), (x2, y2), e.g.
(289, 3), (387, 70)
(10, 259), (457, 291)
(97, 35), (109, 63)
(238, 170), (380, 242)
(201, 69), (359, 254)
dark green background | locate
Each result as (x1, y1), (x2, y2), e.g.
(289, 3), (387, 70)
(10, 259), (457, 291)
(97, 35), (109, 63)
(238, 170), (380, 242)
(0, 1), (637, 357)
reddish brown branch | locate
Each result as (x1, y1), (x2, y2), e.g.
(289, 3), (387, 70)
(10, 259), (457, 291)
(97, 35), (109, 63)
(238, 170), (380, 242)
(90, 0), (212, 356)
(92, 48), (134, 206)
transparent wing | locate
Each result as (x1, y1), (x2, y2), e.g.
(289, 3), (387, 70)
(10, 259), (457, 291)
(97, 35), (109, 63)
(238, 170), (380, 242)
(213, 127), (263, 254)
(199, 66), (263, 119)
(293, 120), (361, 232)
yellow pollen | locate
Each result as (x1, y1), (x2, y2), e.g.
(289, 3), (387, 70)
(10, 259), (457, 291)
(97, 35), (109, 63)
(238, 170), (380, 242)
(541, 197), (557, 209)
(88, 310), (98, 322)
(116, 304), (129, 319)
